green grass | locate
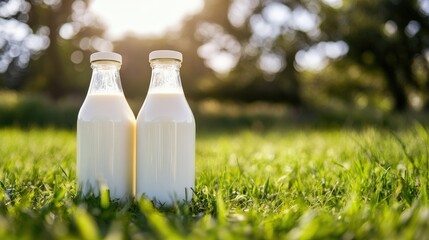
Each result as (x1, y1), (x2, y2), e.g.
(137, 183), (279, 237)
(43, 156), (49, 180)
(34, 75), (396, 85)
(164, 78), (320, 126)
(1, 124), (429, 239)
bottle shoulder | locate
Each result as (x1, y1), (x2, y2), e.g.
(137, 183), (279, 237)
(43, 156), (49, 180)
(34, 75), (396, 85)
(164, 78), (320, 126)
(137, 92), (194, 122)
(78, 94), (135, 121)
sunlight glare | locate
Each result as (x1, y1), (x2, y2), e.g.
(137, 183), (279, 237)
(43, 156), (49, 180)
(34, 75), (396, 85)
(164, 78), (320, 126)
(89, 0), (203, 40)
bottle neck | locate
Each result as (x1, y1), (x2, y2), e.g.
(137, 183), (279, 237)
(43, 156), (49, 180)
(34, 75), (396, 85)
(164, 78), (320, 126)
(88, 61), (123, 95)
(148, 59), (183, 93)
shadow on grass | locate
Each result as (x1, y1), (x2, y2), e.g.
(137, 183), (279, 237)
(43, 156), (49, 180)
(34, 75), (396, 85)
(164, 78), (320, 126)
(0, 91), (428, 132)
(195, 107), (429, 134)
(0, 92), (79, 129)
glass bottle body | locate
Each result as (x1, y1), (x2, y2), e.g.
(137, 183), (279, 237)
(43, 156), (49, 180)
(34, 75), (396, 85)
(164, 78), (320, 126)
(136, 59), (195, 204)
(77, 60), (135, 200)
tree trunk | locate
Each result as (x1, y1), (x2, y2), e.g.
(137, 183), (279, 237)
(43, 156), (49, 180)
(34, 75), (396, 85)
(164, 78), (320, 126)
(45, 8), (65, 100)
(379, 59), (408, 111)
(283, 52), (302, 107)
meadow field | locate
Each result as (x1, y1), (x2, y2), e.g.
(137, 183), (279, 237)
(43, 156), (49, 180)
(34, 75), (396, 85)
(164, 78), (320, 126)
(1, 118), (429, 239)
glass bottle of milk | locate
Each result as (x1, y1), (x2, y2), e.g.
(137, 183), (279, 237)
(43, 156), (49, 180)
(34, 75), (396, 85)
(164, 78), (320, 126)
(77, 52), (135, 201)
(136, 50), (195, 204)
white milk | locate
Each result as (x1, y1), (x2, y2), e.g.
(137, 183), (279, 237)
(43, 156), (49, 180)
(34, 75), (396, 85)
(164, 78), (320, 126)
(136, 90), (195, 204)
(77, 93), (135, 200)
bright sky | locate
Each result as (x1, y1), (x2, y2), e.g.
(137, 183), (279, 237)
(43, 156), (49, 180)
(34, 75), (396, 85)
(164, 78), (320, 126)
(89, 0), (204, 40)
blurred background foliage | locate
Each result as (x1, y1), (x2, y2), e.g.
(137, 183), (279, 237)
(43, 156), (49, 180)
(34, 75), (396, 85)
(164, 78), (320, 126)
(1, 0), (429, 128)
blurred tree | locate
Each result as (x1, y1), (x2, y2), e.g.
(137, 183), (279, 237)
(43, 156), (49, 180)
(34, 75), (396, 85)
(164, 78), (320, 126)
(0, 0), (106, 98)
(178, 0), (331, 106)
(320, 0), (429, 111)
(2, 0), (428, 113)
(179, 0), (429, 111)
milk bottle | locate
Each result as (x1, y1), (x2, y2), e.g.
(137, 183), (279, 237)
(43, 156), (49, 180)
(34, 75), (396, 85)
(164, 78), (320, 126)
(77, 52), (135, 200)
(136, 50), (195, 204)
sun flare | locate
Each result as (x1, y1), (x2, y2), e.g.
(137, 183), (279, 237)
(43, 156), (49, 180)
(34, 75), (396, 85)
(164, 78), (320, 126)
(89, 0), (204, 40)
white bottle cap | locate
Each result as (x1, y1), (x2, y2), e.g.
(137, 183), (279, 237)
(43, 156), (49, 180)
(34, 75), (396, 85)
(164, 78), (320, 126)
(90, 52), (122, 63)
(149, 50), (183, 62)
